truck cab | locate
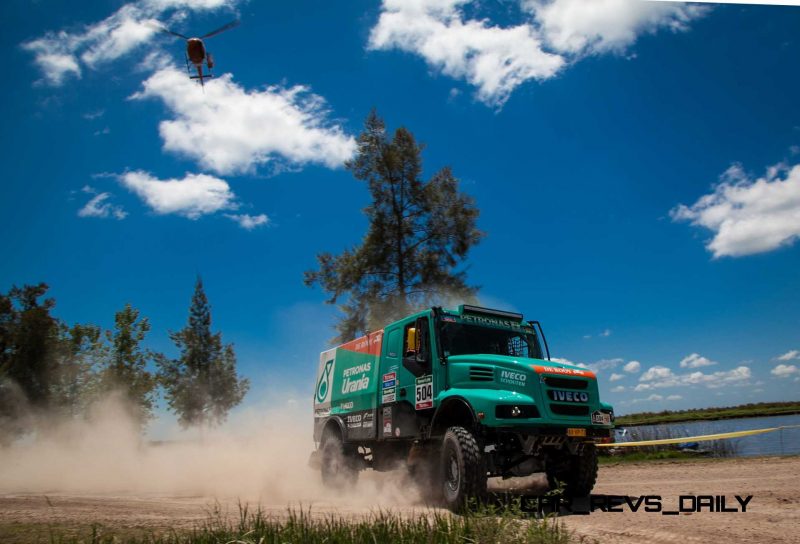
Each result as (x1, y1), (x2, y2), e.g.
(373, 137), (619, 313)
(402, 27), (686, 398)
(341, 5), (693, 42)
(313, 305), (614, 511)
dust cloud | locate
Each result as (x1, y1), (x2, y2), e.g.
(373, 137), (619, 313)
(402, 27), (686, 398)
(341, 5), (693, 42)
(0, 393), (420, 507)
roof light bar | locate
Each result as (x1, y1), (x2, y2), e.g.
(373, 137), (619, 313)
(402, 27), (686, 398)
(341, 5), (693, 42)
(460, 305), (524, 321)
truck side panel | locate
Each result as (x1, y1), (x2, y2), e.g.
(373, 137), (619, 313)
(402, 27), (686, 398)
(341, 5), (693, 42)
(314, 330), (383, 442)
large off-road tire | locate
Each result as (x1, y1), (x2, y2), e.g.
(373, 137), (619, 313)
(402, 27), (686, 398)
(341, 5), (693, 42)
(546, 444), (598, 497)
(439, 426), (487, 512)
(320, 433), (359, 489)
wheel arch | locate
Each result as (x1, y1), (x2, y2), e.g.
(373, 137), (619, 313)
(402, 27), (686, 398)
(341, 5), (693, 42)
(319, 416), (346, 444)
(430, 396), (477, 438)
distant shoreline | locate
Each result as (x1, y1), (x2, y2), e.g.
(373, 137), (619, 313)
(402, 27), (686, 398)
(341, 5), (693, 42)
(616, 402), (800, 427)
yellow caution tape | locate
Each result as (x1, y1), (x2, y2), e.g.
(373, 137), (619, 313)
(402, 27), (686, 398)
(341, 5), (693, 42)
(596, 424), (800, 448)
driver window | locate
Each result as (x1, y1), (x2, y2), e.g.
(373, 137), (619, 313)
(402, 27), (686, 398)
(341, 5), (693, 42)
(402, 318), (430, 376)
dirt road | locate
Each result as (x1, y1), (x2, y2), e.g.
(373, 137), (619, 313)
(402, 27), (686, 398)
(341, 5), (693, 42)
(1, 456), (798, 543)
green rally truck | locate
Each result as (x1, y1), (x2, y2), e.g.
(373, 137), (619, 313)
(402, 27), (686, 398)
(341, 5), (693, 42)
(312, 305), (614, 510)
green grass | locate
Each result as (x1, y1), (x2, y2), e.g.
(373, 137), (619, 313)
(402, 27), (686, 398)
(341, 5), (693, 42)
(41, 503), (576, 544)
(616, 401), (800, 426)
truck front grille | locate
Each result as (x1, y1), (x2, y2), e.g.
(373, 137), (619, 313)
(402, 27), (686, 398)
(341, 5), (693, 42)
(550, 404), (590, 416)
(496, 404), (540, 419)
(542, 376), (588, 390)
(469, 366), (494, 381)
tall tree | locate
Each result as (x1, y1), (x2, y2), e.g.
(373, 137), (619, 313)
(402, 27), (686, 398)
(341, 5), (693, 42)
(50, 322), (104, 417)
(157, 278), (250, 428)
(101, 304), (157, 426)
(305, 111), (484, 342)
(0, 284), (60, 408)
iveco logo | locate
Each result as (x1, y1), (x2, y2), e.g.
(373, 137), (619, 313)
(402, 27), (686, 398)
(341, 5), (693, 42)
(549, 390), (589, 403)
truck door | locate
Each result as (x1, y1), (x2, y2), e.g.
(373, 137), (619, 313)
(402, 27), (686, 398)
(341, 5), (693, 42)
(379, 315), (434, 439)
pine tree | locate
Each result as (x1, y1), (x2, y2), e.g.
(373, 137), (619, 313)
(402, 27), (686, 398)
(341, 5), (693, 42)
(305, 111), (484, 342)
(101, 304), (157, 427)
(157, 277), (250, 428)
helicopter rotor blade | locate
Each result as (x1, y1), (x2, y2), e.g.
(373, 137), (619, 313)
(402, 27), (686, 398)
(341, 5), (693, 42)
(200, 20), (240, 39)
(148, 21), (189, 40)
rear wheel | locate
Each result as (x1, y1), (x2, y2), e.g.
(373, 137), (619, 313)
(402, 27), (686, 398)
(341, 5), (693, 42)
(546, 444), (598, 496)
(439, 426), (487, 512)
(320, 432), (359, 489)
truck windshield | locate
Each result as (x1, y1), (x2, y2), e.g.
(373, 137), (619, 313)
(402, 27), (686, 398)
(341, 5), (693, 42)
(439, 322), (544, 359)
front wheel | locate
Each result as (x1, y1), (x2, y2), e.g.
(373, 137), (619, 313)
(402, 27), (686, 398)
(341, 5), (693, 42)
(439, 426), (487, 512)
(320, 433), (359, 489)
(546, 443), (598, 497)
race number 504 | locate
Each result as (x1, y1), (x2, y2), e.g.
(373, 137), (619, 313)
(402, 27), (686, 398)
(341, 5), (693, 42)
(415, 375), (433, 410)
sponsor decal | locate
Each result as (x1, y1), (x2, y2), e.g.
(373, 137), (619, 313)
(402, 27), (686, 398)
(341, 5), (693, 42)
(346, 413), (362, 428)
(339, 401), (354, 410)
(462, 314), (523, 329)
(500, 369), (527, 387)
(382, 407), (392, 436)
(341, 361), (372, 394)
(442, 315), (457, 323)
(532, 365), (596, 379)
(362, 411), (374, 429)
(315, 359), (334, 404)
(340, 330), (384, 356)
(415, 375), (433, 410)
(549, 389), (589, 403)
(382, 372), (396, 389)
(381, 388), (396, 404)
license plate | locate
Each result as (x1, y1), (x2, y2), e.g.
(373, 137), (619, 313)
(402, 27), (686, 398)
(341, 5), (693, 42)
(592, 411), (612, 425)
(567, 428), (586, 437)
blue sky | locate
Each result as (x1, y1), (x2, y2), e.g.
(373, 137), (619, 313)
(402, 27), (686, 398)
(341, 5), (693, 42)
(2, 0), (799, 422)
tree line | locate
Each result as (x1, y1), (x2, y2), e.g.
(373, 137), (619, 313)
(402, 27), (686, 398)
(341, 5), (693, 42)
(1, 110), (483, 441)
(0, 277), (249, 442)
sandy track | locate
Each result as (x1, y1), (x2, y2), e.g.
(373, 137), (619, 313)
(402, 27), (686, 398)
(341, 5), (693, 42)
(1, 456), (798, 543)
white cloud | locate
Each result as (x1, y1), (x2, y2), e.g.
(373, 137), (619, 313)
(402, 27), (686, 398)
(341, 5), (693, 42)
(118, 170), (236, 219)
(637, 365), (751, 391)
(646, 394), (663, 401)
(131, 67), (356, 175)
(22, 0), (239, 86)
(611, 385), (626, 393)
(671, 161), (800, 258)
(623, 360), (641, 373)
(550, 356), (623, 374)
(550, 356), (589, 369)
(226, 213), (269, 230)
(368, 0), (564, 107)
(83, 109), (105, 120)
(679, 353), (717, 369)
(77, 188), (127, 220)
(771, 364), (798, 378)
(666, 394), (682, 401)
(639, 365), (672, 381)
(368, 0), (705, 107)
(609, 373), (624, 382)
(777, 350), (800, 361)
(591, 358), (623, 372)
(526, 0), (706, 55)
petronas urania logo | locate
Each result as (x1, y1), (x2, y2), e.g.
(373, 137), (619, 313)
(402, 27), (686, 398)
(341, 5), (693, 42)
(316, 359), (334, 403)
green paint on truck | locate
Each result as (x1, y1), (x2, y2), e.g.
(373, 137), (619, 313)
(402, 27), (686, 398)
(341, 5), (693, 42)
(312, 305), (615, 511)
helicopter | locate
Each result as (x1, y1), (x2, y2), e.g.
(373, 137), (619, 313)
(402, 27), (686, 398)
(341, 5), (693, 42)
(156, 20), (240, 87)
